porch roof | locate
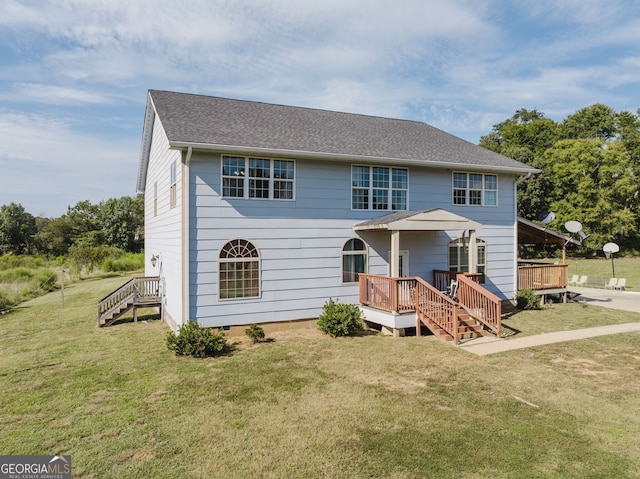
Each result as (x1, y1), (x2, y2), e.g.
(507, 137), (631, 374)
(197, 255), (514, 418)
(517, 217), (579, 246)
(353, 208), (482, 232)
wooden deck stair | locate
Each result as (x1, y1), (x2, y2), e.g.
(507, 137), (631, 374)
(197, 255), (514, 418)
(415, 274), (501, 344)
(97, 277), (161, 327)
(418, 310), (489, 342)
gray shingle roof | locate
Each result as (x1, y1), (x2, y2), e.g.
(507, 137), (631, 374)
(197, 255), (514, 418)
(148, 89), (535, 172)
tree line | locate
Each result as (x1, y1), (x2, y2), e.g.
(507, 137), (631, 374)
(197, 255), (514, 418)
(0, 196), (144, 257)
(480, 104), (640, 253)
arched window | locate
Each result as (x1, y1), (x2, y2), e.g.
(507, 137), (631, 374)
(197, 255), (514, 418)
(448, 237), (486, 283)
(342, 238), (368, 283)
(219, 239), (260, 299)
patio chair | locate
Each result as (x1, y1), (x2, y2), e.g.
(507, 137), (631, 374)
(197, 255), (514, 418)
(614, 278), (626, 291)
(575, 275), (588, 287)
(568, 274), (579, 286)
(604, 278), (618, 290)
(446, 280), (459, 301)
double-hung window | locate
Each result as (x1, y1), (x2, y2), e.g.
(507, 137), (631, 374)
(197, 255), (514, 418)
(452, 172), (497, 206)
(352, 165), (408, 210)
(223, 156), (294, 200)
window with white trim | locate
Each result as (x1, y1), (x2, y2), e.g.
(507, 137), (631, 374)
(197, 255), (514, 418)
(222, 156), (294, 200)
(153, 181), (158, 217)
(342, 238), (368, 283)
(219, 239), (260, 299)
(448, 237), (486, 283)
(352, 165), (408, 210)
(452, 172), (497, 206)
(169, 161), (177, 209)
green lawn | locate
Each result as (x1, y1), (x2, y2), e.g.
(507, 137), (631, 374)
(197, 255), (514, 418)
(2, 274), (640, 478)
(566, 256), (640, 290)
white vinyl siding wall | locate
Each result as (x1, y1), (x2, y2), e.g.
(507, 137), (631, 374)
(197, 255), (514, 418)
(143, 115), (184, 329)
(187, 154), (519, 328)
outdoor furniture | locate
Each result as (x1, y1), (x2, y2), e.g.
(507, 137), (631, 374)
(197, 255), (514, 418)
(604, 278), (618, 290)
(568, 274), (579, 286)
(614, 278), (626, 291)
(576, 275), (588, 287)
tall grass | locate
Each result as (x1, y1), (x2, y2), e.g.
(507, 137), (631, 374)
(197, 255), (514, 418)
(102, 252), (144, 272)
(0, 267), (57, 310)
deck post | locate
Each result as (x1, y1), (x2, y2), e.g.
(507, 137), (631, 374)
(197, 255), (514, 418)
(468, 229), (477, 274)
(390, 230), (400, 277)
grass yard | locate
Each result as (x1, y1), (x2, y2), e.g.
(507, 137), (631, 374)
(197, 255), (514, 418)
(566, 256), (640, 290)
(2, 274), (640, 478)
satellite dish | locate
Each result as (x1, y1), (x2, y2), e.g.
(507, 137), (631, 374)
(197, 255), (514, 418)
(538, 212), (555, 224)
(603, 242), (620, 254)
(565, 220), (582, 234)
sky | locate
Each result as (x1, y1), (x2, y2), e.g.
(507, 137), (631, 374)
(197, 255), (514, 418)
(1, 0), (639, 218)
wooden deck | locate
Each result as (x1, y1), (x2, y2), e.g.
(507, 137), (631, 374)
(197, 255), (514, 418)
(359, 273), (501, 344)
(517, 264), (568, 301)
(97, 277), (161, 327)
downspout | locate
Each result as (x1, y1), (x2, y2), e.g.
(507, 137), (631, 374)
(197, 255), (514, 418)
(182, 146), (193, 325)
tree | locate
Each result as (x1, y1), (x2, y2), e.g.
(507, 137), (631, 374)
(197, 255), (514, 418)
(479, 109), (560, 220)
(561, 104), (618, 141)
(98, 196), (144, 252)
(480, 104), (640, 252)
(0, 203), (36, 254)
(34, 216), (75, 256)
(65, 200), (102, 246)
(542, 139), (637, 247)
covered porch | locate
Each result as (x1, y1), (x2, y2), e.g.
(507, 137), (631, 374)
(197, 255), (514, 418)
(517, 217), (580, 302)
(354, 209), (501, 342)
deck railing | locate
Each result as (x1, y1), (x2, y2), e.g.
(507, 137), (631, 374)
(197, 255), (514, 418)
(359, 274), (416, 313)
(414, 277), (459, 345)
(456, 273), (502, 338)
(359, 274), (460, 344)
(97, 276), (160, 326)
(432, 270), (482, 292)
(517, 264), (568, 291)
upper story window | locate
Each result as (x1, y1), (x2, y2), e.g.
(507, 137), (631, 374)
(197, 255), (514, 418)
(153, 182), (158, 216)
(169, 161), (177, 209)
(452, 172), (497, 206)
(352, 165), (408, 210)
(222, 156), (295, 200)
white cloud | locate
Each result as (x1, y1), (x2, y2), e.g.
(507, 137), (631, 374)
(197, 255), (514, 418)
(0, 112), (138, 216)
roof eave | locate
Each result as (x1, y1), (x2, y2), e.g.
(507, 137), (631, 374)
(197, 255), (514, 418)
(168, 141), (540, 175)
(136, 92), (157, 195)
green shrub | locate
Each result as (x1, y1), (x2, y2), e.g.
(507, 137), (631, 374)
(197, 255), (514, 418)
(0, 288), (10, 310)
(166, 321), (228, 358)
(317, 298), (365, 337)
(103, 252), (144, 272)
(0, 255), (46, 271)
(0, 267), (33, 282)
(516, 289), (543, 310)
(245, 323), (266, 343)
(32, 268), (57, 292)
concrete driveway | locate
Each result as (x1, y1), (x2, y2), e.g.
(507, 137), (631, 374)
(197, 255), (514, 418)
(459, 286), (640, 355)
(568, 286), (640, 313)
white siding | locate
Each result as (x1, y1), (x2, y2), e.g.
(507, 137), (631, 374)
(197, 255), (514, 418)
(143, 115), (183, 329)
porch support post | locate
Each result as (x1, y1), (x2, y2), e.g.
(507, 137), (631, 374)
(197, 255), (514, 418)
(390, 230), (400, 277)
(468, 229), (477, 273)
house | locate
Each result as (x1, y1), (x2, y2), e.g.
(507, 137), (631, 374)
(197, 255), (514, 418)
(133, 89), (539, 338)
